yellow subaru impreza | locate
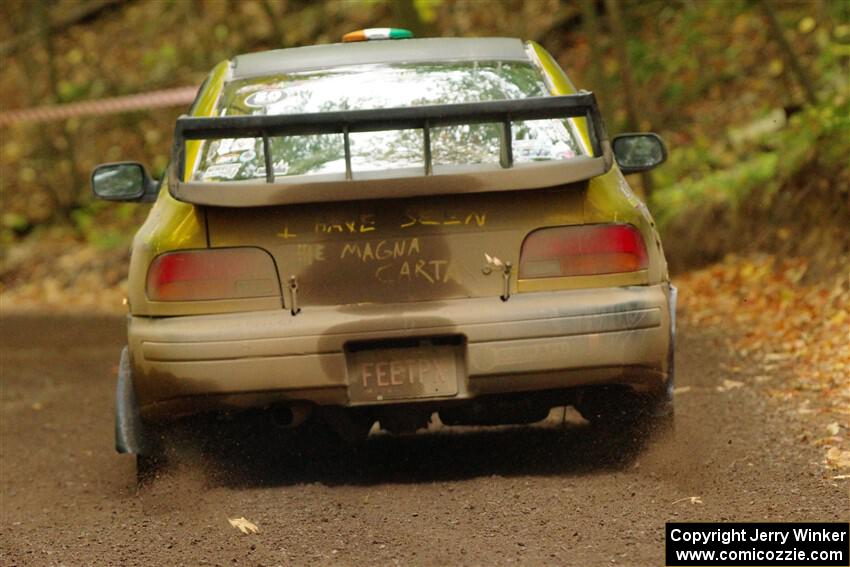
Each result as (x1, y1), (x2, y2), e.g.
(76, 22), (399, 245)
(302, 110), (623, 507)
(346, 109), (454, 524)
(93, 31), (675, 474)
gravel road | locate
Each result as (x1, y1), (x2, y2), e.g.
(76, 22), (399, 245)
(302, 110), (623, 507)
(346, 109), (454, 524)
(1, 314), (846, 566)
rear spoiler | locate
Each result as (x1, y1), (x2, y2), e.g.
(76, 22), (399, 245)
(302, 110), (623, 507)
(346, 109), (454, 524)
(169, 92), (613, 208)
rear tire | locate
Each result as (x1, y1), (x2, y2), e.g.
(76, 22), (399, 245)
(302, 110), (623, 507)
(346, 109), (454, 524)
(136, 452), (167, 482)
(576, 385), (674, 436)
(320, 407), (374, 444)
(134, 420), (168, 483)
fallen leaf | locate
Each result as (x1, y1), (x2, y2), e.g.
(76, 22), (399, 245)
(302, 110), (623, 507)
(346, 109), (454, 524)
(672, 496), (703, 505)
(673, 386), (692, 395)
(228, 517), (260, 534)
(677, 254), (850, 471)
(826, 447), (850, 470)
(826, 422), (840, 436)
(764, 353), (792, 362)
(716, 379), (744, 392)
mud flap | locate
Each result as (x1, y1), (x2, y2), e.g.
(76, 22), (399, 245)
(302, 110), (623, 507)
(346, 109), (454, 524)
(665, 283), (678, 400)
(115, 346), (148, 455)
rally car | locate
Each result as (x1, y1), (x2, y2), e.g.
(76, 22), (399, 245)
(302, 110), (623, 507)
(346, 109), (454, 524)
(92, 31), (674, 474)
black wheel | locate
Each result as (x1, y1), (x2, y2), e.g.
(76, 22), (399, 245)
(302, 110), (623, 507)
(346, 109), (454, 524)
(135, 452), (167, 482)
(134, 420), (168, 483)
(584, 326), (678, 436)
(576, 384), (674, 436)
(319, 407), (374, 444)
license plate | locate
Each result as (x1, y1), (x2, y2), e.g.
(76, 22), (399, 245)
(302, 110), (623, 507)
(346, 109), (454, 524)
(347, 345), (460, 402)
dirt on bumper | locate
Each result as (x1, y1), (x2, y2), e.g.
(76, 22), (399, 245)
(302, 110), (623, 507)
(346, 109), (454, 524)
(129, 284), (673, 419)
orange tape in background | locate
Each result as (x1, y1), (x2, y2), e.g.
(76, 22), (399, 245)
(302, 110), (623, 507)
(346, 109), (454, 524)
(0, 86), (198, 127)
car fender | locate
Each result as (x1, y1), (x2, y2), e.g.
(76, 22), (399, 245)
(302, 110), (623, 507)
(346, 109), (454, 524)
(666, 282), (678, 397)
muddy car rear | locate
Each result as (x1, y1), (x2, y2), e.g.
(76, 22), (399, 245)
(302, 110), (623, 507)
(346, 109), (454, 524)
(92, 36), (674, 472)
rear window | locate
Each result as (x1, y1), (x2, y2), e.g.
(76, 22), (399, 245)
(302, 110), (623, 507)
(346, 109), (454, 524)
(194, 61), (586, 182)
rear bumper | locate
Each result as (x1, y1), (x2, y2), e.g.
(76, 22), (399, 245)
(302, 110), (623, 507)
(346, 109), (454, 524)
(129, 284), (674, 419)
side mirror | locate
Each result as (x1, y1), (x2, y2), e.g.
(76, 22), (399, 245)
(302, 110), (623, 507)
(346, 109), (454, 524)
(91, 162), (157, 202)
(612, 133), (667, 174)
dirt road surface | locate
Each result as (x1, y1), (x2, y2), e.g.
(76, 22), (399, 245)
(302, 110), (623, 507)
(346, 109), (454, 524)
(1, 315), (847, 566)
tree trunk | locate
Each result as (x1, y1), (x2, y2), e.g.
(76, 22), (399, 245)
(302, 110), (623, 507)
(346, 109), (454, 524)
(604, 0), (654, 195)
(392, 0), (436, 38)
(579, 0), (606, 107)
(758, 0), (818, 106)
(35, 0), (83, 223)
(261, 0), (287, 47)
(1, 0), (123, 58)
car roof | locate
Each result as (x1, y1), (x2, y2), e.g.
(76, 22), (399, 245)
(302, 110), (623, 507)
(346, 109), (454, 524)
(230, 37), (529, 79)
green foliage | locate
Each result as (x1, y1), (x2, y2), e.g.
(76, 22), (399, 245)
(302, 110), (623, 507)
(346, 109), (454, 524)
(142, 43), (179, 83)
(414, 0), (441, 24)
(2, 212), (31, 234)
(651, 94), (850, 232)
(652, 152), (779, 229)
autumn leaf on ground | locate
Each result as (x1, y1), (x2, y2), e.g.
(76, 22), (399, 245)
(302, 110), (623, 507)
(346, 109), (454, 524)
(716, 379), (744, 392)
(677, 254), (850, 472)
(228, 517), (260, 534)
(825, 448), (850, 471)
(672, 496), (703, 505)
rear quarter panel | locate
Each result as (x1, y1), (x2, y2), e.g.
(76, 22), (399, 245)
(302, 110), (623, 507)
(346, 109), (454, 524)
(126, 61), (284, 316)
(526, 42), (669, 288)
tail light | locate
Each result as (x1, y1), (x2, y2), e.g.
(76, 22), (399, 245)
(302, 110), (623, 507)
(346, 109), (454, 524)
(147, 248), (279, 301)
(519, 223), (648, 279)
